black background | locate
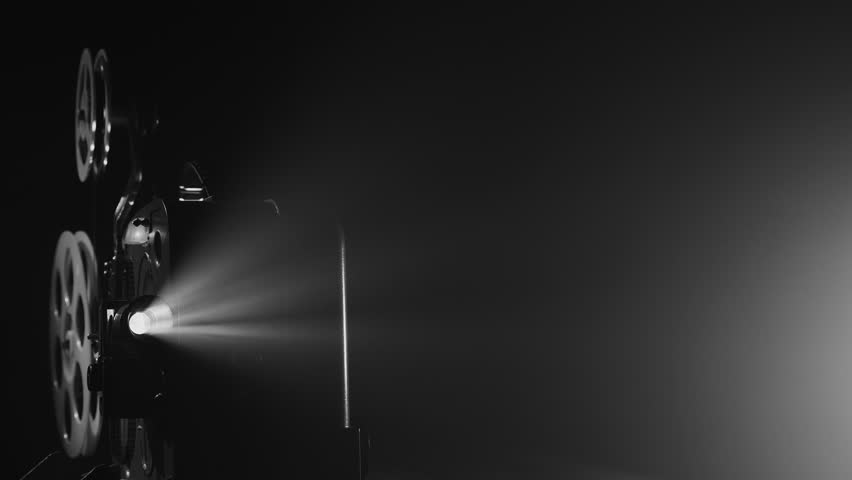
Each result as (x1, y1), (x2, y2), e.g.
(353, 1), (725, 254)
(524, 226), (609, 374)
(10, 6), (852, 479)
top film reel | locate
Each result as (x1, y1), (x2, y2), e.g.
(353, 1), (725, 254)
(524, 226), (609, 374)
(75, 49), (111, 183)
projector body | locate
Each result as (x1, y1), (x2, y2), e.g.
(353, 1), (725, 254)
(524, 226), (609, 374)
(48, 49), (368, 480)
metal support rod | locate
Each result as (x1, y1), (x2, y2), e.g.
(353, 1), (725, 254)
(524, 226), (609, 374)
(340, 227), (351, 429)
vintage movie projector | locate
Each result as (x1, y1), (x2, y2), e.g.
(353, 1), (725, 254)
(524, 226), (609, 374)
(48, 49), (368, 479)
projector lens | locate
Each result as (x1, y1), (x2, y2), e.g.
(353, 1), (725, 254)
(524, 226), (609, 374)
(127, 300), (174, 336)
(129, 312), (152, 335)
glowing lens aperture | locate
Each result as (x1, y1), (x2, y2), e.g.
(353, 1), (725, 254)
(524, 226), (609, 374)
(128, 312), (152, 335)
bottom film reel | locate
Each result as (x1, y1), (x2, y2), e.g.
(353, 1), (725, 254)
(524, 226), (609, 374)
(49, 231), (102, 457)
